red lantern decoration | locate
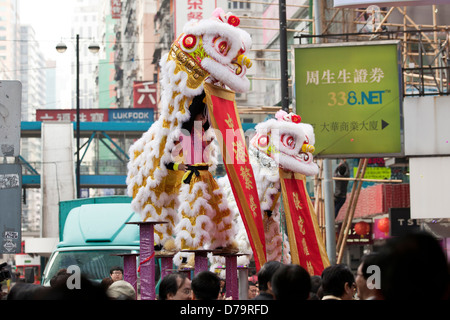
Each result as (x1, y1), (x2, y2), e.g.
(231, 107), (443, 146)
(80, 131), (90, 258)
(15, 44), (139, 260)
(354, 221), (370, 237)
(377, 217), (390, 234)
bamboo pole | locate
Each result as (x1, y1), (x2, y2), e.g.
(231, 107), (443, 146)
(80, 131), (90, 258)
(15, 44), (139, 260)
(333, 177), (402, 183)
(314, 159), (325, 244)
(373, 7), (395, 33)
(336, 159), (363, 250)
(336, 158), (368, 264)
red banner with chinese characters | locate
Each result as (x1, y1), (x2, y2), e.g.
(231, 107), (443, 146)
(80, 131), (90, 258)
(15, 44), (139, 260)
(280, 169), (330, 275)
(204, 83), (266, 270)
(133, 81), (157, 109)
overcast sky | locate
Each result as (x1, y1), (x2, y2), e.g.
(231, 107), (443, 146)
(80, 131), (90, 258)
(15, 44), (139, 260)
(19, 0), (75, 60)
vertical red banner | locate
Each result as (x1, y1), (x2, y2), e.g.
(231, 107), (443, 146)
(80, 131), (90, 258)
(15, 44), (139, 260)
(204, 83), (266, 270)
(280, 169), (330, 275)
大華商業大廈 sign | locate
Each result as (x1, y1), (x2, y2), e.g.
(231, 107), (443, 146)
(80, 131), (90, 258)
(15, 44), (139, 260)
(295, 41), (403, 158)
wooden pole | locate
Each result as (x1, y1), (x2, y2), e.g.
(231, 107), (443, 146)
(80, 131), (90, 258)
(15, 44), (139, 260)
(333, 177), (402, 183)
(336, 159), (368, 264)
(336, 159), (363, 250)
(314, 159), (326, 245)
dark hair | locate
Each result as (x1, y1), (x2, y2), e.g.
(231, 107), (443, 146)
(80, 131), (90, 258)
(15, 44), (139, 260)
(41, 275), (109, 300)
(337, 165), (347, 176)
(181, 92), (209, 134)
(257, 261), (282, 292)
(378, 231), (449, 300)
(321, 264), (355, 297)
(7, 283), (44, 300)
(191, 271), (220, 300)
(100, 277), (114, 290)
(310, 275), (322, 300)
(271, 264), (311, 300)
(159, 272), (187, 300)
(109, 266), (123, 275)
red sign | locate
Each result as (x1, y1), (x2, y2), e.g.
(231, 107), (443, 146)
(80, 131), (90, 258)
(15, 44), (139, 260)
(133, 81), (157, 109)
(204, 83), (266, 271)
(187, 0), (203, 20)
(36, 109), (109, 122)
(280, 170), (330, 275)
(338, 222), (373, 245)
(111, 0), (121, 19)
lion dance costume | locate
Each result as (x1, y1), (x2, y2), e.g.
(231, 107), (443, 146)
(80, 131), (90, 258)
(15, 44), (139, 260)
(216, 110), (320, 268)
(126, 8), (253, 265)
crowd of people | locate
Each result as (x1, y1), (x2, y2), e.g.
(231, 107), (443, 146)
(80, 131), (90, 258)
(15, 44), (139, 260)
(157, 231), (449, 301)
(3, 265), (136, 300)
(2, 231), (449, 300)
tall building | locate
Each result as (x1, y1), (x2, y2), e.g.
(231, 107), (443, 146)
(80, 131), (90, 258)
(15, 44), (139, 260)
(71, 0), (101, 109)
(98, 0), (119, 109)
(113, 0), (158, 109)
(0, 0), (20, 81)
(226, 0), (270, 124)
(19, 24), (46, 233)
(20, 25), (46, 121)
(44, 60), (57, 109)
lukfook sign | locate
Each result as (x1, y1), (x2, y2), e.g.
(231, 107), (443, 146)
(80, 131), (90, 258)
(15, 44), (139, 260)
(36, 108), (154, 123)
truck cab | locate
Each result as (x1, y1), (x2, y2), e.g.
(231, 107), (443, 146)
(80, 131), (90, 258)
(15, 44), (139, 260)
(41, 197), (140, 286)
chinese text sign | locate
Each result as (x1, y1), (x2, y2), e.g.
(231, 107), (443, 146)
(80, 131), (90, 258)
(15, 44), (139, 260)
(295, 41), (403, 157)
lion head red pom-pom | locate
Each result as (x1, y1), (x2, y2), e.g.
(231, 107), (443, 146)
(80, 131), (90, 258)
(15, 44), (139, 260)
(291, 115), (302, 123)
(227, 15), (240, 27)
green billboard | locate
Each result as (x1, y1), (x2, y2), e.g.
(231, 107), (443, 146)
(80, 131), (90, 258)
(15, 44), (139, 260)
(295, 41), (403, 158)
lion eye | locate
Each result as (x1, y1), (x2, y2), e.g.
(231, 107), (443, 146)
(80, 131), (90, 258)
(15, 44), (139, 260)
(281, 134), (295, 149)
(257, 135), (269, 149)
(213, 37), (230, 55)
(180, 34), (198, 52)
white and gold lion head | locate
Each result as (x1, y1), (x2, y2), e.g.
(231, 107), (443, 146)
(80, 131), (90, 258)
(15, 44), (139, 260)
(250, 110), (318, 176)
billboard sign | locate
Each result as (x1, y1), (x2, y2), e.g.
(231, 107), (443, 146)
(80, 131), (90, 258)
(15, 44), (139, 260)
(36, 108), (154, 123)
(0, 81), (22, 157)
(108, 109), (154, 122)
(389, 208), (419, 237)
(334, 0), (450, 7)
(295, 41), (403, 158)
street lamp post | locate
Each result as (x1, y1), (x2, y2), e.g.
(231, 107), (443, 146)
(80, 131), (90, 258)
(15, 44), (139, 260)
(56, 34), (99, 198)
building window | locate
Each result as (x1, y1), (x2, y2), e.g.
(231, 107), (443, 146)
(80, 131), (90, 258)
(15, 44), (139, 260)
(229, 1), (251, 10)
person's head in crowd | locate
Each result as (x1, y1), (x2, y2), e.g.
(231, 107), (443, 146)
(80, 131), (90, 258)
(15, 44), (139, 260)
(107, 280), (136, 300)
(378, 231), (449, 300)
(255, 261), (282, 299)
(41, 274), (109, 300)
(6, 283), (44, 300)
(191, 271), (221, 300)
(100, 277), (114, 291)
(356, 253), (383, 300)
(49, 268), (70, 288)
(109, 266), (124, 282)
(159, 272), (192, 300)
(309, 275), (322, 300)
(321, 264), (355, 300)
(248, 281), (259, 299)
(271, 264), (311, 300)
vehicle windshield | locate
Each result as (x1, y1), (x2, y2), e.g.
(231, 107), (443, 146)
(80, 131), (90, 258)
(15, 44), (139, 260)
(42, 249), (137, 286)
